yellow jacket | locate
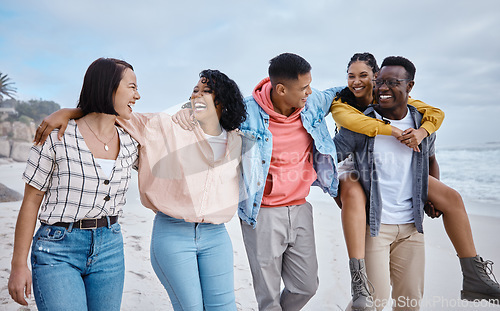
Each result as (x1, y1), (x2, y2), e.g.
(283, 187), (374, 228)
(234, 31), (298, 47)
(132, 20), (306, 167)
(330, 98), (444, 136)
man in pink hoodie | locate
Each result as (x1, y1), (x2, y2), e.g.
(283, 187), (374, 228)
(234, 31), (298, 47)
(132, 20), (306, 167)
(239, 53), (342, 310)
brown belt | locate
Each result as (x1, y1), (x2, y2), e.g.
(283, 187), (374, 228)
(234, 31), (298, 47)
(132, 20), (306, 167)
(49, 216), (118, 229)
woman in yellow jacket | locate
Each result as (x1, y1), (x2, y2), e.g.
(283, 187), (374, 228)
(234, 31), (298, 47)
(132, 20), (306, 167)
(332, 52), (499, 310)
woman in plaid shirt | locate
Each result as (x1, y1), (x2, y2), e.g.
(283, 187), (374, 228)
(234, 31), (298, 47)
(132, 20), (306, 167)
(8, 58), (140, 311)
(22, 69), (247, 310)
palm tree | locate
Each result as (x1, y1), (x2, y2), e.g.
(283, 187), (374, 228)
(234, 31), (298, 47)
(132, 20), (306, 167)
(0, 72), (17, 101)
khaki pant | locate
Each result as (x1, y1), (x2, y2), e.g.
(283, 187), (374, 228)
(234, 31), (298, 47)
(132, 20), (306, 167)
(365, 223), (425, 311)
(240, 202), (318, 311)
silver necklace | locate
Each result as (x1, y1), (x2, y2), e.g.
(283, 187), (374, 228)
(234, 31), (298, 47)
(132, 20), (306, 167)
(83, 118), (116, 151)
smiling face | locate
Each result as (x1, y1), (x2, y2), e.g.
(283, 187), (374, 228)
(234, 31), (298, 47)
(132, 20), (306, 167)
(274, 71), (312, 116)
(374, 65), (414, 118)
(347, 61), (375, 101)
(190, 78), (220, 122)
(113, 68), (140, 120)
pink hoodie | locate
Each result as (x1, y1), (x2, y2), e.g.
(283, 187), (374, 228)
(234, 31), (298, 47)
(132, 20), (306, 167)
(252, 78), (317, 207)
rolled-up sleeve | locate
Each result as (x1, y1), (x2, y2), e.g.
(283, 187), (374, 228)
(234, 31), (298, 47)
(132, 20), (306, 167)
(22, 134), (56, 192)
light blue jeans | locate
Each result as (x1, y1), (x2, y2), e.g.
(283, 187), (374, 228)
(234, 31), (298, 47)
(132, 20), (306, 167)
(31, 221), (124, 311)
(150, 212), (236, 311)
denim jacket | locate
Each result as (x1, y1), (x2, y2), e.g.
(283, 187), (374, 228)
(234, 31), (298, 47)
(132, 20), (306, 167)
(333, 105), (436, 236)
(238, 86), (343, 227)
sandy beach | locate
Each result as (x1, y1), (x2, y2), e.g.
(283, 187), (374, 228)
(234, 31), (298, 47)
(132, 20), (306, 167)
(1, 159), (500, 310)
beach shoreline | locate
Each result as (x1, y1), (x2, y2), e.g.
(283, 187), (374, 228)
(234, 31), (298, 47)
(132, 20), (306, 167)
(1, 161), (499, 310)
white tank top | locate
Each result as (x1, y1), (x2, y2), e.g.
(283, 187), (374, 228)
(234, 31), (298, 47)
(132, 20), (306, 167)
(95, 158), (115, 178)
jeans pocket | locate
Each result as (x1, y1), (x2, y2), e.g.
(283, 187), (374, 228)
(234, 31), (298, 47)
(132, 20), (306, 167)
(36, 224), (67, 242)
(110, 222), (122, 234)
(32, 225), (70, 268)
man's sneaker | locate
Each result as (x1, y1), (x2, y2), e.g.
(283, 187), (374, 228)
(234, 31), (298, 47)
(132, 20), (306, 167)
(349, 258), (375, 311)
(460, 255), (500, 304)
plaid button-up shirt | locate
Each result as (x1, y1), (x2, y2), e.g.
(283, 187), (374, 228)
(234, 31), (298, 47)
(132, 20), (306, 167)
(23, 120), (139, 224)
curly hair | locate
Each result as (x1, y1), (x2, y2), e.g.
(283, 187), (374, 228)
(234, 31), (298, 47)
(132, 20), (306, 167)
(199, 69), (246, 131)
(333, 52), (379, 111)
(380, 56), (416, 80)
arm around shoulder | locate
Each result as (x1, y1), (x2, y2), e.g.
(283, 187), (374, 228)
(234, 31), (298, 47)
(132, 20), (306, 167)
(409, 98), (445, 135)
(310, 87), (344, 117)
(34, 108), (84, 145)
(331, 100), (392, 137)
(117, 112), (164, 146)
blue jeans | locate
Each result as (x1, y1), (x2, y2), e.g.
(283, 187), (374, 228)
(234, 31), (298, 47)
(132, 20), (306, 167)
(150, 212), (236, 311)
(31, 221), (124, 311)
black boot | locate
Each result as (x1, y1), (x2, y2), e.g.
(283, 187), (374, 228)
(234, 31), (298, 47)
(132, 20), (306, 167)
(460, 255), (500, 304)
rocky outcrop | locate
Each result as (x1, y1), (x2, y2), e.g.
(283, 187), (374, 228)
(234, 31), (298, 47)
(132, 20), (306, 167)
(0, 121), (35, 141)
(0, 182), (23, 202)
(10, 141), (33, 162)
(0, 138), (10, 158)
(0, 121), (11, 136)
(12, 121), (36, 141)
(0, 120), (36, 162)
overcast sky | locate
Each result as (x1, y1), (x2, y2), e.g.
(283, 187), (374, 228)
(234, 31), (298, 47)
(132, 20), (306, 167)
(1, 0), (499, 148)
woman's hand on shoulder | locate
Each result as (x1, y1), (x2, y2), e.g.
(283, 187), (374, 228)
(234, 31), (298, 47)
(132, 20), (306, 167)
(34, 108), (77, 145)
(172, 108), (196, 130)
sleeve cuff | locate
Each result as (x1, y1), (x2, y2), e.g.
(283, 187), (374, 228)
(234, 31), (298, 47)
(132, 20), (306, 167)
(420, 123), (435, 135)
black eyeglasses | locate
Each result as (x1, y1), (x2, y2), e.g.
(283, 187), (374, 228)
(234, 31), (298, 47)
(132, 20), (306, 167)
(372, 79), (412, 88)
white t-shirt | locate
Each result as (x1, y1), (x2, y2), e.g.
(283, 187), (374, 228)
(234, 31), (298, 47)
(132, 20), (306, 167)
(374, 109), (415, 224)
(205, 129), (228, 161)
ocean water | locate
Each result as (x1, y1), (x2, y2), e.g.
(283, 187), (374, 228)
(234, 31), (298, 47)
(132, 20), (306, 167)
(436, 142), (500, 214)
